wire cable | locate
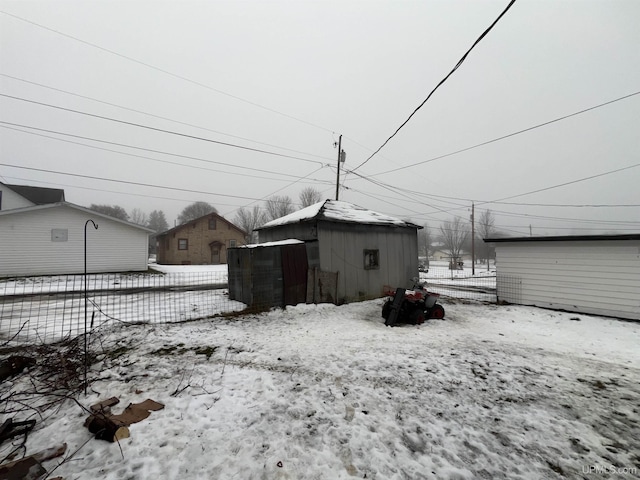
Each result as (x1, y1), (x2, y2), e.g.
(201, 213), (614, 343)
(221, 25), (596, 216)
(0, 94), (325, 166)
(0, 10), (334, 134)
(0, 123), (334, 185)
(351, 0), (517, 172)
(367, 90), (640, 176)
(0, 73), (335, 162)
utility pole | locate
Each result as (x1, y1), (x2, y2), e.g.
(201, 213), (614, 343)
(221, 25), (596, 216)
(471, 202), (475, 276)
(335, 135), (345, 201)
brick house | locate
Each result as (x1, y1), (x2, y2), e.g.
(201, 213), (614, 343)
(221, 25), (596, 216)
(155, 212), (247, 265)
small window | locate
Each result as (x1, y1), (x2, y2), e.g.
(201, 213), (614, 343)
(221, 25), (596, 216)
(208, 218), (217, 230)
(178, 238), (188, 250)
(229, 239), (237, 248)
(364, 249), (379, 270)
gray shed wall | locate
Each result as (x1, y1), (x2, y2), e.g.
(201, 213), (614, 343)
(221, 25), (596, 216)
(317, 223), (418, 303)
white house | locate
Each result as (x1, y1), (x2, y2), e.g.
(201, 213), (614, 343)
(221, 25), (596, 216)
(485, 234), (640, 320)
(0, 202), (153, 277)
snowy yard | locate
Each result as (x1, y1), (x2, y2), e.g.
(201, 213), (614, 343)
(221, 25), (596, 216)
(4, 298), (639, 479)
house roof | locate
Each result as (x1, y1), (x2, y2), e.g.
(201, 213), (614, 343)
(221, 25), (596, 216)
(257, 200), (421, 230)
(0, 202), (155, 232)
(484, 234), (640, 243)
(4, 183), (65, 204)
(156, 211), (246, 237)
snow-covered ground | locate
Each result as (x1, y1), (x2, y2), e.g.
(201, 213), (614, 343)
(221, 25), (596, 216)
(6, 299), (639, 479)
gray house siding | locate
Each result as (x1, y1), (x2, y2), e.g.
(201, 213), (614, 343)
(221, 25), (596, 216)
(0, 204), (150, 277)
(490, 237), (640, 320)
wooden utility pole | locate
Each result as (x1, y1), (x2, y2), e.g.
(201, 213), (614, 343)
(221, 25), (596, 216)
(471, 202), (475, 276)
(335, 135), (343, 200)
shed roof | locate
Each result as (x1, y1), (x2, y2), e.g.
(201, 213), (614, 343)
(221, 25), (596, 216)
(235, 239), (304, 249)
(258, 200), (420, 230)
(4, 183), (65, 204)
(484, 234), (640, 243)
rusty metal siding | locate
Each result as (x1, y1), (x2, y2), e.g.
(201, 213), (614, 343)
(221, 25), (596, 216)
(282, 243), (308, 306)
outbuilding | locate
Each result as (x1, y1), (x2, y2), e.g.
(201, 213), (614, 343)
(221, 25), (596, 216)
(254, 200), (421, 305)
(0, 202), (153, 277)
(485, 234), (640, 320)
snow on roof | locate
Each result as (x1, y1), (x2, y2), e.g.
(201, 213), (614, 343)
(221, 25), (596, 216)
(259, 200), (419, 229)
(236, 239), (304, 249)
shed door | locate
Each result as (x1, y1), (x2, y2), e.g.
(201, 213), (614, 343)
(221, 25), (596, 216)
(282, 244), (308, 306)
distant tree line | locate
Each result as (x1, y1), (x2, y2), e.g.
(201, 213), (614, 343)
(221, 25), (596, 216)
(87, 187), (327, 249)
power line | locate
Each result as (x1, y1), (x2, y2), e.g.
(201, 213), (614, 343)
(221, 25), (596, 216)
(0, 162), (325, 204)
(481, 162), (640, 204)
(0, 123), (334, 185)
(0, 94), (325, 165)
(351, 0), (517, 172)
(368, 91), (640, 176)
(0, 10), (334, 134)
(0, 73), (334, 162)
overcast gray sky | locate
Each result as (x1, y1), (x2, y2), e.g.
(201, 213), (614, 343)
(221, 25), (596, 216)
(1, 0), (638, 236)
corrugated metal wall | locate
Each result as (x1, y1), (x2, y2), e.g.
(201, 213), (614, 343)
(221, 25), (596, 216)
(0, 206), (149, 277)
(495, 240), (640, 320)
(317, 223), (418, 304)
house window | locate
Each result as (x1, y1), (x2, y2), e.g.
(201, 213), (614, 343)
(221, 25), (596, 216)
(364, 249), (379, 270)
(178, 238), (188, 250)
(229, 239), (237, 248)
(208, 218), (217, 230)
(51, 229), (68, 242)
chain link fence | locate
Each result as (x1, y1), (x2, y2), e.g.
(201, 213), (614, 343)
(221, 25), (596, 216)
(1, 262), (499, 344)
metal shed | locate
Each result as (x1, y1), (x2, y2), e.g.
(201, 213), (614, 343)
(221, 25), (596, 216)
(227, 240), (311, 309)
(485, 234), (640, 320)
(255, 200), (421, 304)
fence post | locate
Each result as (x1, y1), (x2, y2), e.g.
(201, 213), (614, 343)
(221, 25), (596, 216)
(84, 219), (98, 395)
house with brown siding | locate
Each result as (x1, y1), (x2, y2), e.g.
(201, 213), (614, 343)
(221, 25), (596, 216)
(155, 212), (247, 265)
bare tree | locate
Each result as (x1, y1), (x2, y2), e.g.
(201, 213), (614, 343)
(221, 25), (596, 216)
(130, 208), (148, 226)
(234, 205), (267, 243)
(89, 204), (129, 221)
(299, 187), (323, 208)
(177, 201), (217, 225)
(439, 217), (469, 267)
(477, 209), (496, 269)
(265, 195), (295, 221)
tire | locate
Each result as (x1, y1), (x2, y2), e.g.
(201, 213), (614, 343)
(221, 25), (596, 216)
(409, 309), (426, 325)
(429, 304), (445, 319)
(382, 300), (392, 320)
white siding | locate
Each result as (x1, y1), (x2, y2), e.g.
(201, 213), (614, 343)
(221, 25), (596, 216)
(0, 205), (149, 276)
(495, 240), (640, 320)
(0, 185), (34, 211)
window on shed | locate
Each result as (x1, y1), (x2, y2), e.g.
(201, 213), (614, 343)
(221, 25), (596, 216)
(208, 218), (217, 230)
(364, 249), (379, 270)
(178, 238), (188, 250)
